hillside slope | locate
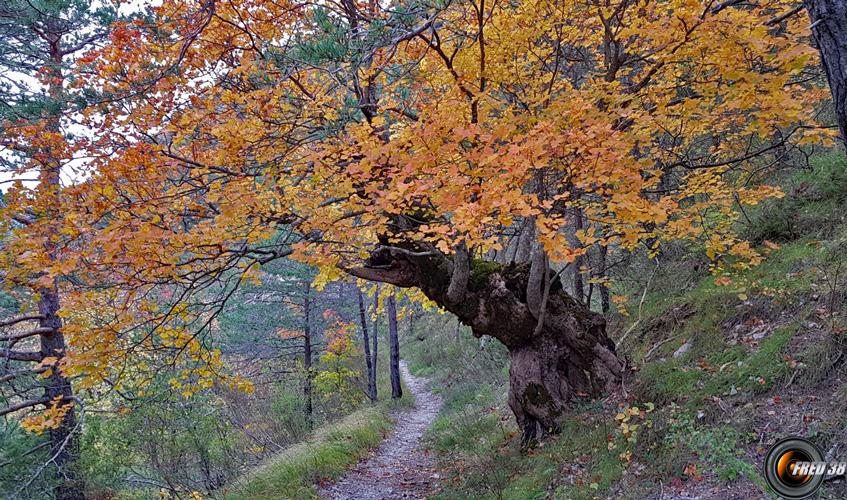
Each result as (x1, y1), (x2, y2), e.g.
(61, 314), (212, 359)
(404, 153), (847, 499)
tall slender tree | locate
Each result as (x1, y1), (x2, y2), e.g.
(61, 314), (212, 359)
(387, 292), (402, 400)
(371, 286), (379, 401)
(302, 281), (313, 429)
(0, 1), (111, 497)
(357, 289), (376, 401)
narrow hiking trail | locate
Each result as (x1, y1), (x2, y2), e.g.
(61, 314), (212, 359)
(319, 360), (443, 500)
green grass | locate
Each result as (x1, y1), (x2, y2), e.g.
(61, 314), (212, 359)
(222, 406), (393, 499)
(403, 257), (812, 499)
(639, 323), (797, 405)
(403, 318), (631, 499)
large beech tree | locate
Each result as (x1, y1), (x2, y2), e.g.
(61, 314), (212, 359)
(31, 0), (837, 446)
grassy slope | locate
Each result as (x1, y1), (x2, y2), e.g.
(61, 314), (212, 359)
(221, 349), (413, 500)
(221, 406), (393, 499)
(405, 153), (847, 499)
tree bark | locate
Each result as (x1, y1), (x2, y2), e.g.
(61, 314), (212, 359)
(350, 246), (623, 446)
(303, 283), (313, 429)
(804, 0), (847, 150)
(387, 292), (402, 399)
(357, 290), (376, 401)
(39, 284), (82, 500)
(513, 219), (535, 263)
(446, 242), (470, 305)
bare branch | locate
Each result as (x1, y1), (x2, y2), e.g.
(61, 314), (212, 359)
(0, 327), (53, 342)
(710, 0), (747, 14)
(0, 350), (42, 361)
(0, 397), (50, 417)
(765, 5), (804, 26)
(0, 314), (44, 327)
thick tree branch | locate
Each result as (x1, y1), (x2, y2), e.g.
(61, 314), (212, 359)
(526, 243), (547, 318)
(0, 350), (42, 361)
(0, 327), (54, 342)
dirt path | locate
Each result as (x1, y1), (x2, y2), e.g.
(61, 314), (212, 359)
(319, 360), (443, 500)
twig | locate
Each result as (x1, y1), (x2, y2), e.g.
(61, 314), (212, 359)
(765, 5), (804, 26)
(616, 258), (660, 349)
(644, 334), (679, 361)
(17, 399), (85, 494)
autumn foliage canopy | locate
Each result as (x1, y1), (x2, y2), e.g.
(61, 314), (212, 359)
(0, 0), (835, 431)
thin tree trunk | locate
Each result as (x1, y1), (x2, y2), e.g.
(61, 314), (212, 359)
(303, 282), (313, 429)
(804, 0), (847, 150)
(39, 284), (81, 500)
(408, 304), (416, 339)
(371, 285), (379, 401)
(387, 292), (402, 399)
(572, 209), (586, 303)
(599, 245), (611, 314)
(357, 290), (376, 401)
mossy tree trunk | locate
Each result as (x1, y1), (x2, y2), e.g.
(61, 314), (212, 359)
(350, 245), (623, 446)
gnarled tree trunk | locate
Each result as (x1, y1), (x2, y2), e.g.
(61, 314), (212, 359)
(351, 246), (623, 445)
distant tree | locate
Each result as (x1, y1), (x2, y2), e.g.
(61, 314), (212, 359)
(371, 289), (379, 402)
(357, 289), (376, 402)
(387, 292), (402, 400)
(302, 281), (313, 429)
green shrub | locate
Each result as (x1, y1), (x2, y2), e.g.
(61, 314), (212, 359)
(744, 152), (847, 243)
